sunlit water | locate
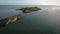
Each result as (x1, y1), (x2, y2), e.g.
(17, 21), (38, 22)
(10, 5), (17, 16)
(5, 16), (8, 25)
(0, 5), (60, 34)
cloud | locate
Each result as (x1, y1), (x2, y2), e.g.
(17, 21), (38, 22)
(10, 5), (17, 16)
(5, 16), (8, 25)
(0, 1), (42, 5)
(0, 0), (60, 5)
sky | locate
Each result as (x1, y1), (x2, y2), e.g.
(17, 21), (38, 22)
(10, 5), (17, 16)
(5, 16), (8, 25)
(0, 0), (60, 5)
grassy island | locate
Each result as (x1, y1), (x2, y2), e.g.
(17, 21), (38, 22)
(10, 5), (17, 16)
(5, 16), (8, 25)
(16, 7), (41, 13)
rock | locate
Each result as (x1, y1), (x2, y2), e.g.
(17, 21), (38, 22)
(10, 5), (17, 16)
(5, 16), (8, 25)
(0, 15), (22, 26)
(16, 7), (41, 13)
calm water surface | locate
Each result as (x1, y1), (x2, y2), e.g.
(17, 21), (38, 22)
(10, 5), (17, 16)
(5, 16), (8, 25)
(0, 5), (60, 34)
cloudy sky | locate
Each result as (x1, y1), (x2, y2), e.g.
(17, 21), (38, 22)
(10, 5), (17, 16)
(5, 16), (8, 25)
(0, 0), (60, 5)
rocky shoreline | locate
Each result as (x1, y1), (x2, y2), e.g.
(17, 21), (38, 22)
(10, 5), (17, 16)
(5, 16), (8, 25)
(0, 15), (22, 27)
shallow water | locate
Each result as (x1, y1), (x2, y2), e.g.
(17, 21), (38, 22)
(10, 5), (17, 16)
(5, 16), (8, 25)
(0, 5), (60, 34)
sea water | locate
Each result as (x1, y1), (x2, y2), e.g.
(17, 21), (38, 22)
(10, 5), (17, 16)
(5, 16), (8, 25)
(0, 5), (60, 34)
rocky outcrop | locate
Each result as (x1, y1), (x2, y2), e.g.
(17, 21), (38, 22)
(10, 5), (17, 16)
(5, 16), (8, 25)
(0, 15), (22, 26)
(16, 7), (41, 13)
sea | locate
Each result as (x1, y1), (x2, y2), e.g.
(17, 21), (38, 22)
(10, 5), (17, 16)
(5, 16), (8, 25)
(0, 5), (60, 34)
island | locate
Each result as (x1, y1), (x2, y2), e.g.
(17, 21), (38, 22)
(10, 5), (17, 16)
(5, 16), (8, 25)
(0, 15), (22, 27)
(16, 7), (41, 13)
